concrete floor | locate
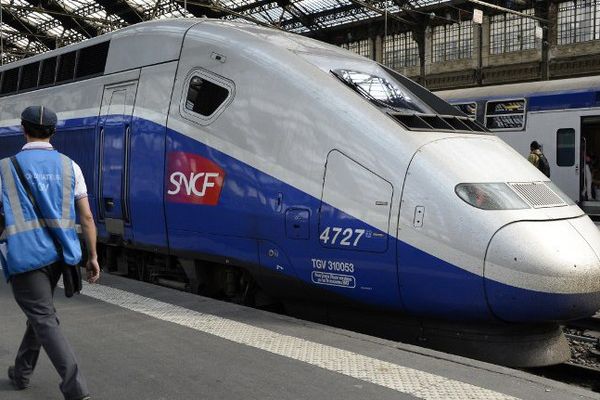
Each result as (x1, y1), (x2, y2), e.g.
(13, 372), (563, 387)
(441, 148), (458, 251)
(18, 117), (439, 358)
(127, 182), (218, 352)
(0, 272), (598, 400)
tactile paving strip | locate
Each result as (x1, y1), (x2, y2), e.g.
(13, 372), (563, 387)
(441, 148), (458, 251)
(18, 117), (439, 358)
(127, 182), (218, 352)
(74, 281), (519, 400)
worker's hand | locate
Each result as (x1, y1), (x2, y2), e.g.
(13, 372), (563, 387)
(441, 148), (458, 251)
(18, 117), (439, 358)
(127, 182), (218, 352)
(86, 257), (100, 284)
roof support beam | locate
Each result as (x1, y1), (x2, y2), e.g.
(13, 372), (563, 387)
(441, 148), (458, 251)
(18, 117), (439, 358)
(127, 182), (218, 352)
(173, 0), (224, 19)
(24, 1), (98, 38)
(282, 3), (355, 29)
(0, 7), (54, 50)
(173, 0), (278, 28)
(390, 0), (420, 24)
(93, 0), (145, 24)
(235, 0), (274, 14)
(347, 0), (415, 25)
(1, 40), (30, 55)
(275, 0), (321, 33)
(465, 0), (549, 23)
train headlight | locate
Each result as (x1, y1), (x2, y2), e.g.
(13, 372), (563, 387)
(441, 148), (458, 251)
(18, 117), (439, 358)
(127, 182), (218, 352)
(455, 183), (529, 210)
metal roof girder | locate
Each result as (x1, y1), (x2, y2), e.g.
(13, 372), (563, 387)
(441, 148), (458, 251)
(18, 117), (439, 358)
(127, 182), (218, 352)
(93, 0), (145, 24)
(0, 6), (55, 49)
(24, 0), (97, 37)
(275, 0), (321, 32)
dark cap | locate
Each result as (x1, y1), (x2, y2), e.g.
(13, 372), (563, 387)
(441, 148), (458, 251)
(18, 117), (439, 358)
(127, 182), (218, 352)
(530, 140), (540, 150)
(21, 106), (57, 128)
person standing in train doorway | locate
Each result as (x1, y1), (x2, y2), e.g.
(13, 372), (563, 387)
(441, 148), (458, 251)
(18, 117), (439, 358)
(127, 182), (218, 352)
(582, 153), (594, 201)
(528, 140), (551, 178)
(0, 106), (100, 400)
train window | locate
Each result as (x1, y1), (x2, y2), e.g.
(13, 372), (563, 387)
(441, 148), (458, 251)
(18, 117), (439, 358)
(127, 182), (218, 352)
(19, 62), (40, 91)
(452, 102), (477, 119)
(76, 41), (109, 79)
(331, 69), (426, 113)
(383, 66), (463, 117)
(556, 128), (575, 167)
(56, 51), (77, 83)
(485, 99), (526, 130)
(180, 70), (234, 125)
(185, 76), (229, 116)
(1, 68), (19, 95)
(39, 58), (57, 86)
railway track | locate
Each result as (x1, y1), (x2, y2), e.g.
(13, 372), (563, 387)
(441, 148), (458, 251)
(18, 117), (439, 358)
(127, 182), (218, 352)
(531, 316), (600, 392)
(564, 316), (600, 362)
(566, 316), (600, 333)
(528, 362), (600, 392)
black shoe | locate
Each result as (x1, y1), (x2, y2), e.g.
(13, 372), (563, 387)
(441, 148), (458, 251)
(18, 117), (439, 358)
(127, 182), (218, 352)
(7, 366), (28, 390)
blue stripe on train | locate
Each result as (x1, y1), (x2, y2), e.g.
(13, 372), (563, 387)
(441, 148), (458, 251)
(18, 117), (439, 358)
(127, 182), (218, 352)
(1, 115), (597, 322)
(447, 89), (600, 112)
(398, 241), (600, 322)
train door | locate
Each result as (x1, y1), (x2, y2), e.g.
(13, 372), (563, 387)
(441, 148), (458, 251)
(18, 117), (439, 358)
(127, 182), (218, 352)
(314, 150), (398, 306)
(97, 81), (139, 236)
(527, 112), (580, 201)
(580, 116), (600, 215)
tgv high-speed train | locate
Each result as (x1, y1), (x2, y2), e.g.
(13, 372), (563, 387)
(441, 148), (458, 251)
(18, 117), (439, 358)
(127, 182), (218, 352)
(1, 19), (600, 367)
(438, 76), (600, 216)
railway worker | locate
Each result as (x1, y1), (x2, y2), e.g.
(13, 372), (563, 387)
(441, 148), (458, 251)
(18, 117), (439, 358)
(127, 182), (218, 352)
(0, 106), (100, 400)
(527, 141), (550, 178)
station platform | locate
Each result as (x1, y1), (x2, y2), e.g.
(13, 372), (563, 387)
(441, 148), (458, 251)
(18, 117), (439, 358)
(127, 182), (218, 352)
(0, 272), (598, 400)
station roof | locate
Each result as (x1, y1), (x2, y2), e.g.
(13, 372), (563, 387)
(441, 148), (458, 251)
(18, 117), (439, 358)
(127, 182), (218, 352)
(0, 0), (458, 63)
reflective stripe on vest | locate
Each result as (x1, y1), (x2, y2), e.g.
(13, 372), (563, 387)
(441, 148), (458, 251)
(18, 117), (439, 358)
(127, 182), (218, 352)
(61, 155), (72, 219)
(0, 156), (75, 238)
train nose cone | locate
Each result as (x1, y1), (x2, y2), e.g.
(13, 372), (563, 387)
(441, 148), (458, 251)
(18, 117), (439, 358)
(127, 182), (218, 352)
(484, 217), (600, 322)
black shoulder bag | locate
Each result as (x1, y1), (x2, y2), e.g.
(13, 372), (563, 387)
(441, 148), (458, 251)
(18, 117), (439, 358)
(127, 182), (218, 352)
(10, 156), (82, 297)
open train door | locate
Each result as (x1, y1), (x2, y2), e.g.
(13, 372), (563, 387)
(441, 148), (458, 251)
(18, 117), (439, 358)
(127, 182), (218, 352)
(580, 116), (600, 215)
(97, 80), (139, 239)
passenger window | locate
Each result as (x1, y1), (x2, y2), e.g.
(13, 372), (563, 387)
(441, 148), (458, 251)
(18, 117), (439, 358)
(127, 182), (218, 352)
(39, 58), (57, 86)
(56, 51), (77, 83)
(1, 68), (19, 94)
(19, 62), (40, 91)
(185, 76), (230, 117)
(485, 99), (526, 130)
(76, 41), (109, 79)
(556, 128), (575, 167)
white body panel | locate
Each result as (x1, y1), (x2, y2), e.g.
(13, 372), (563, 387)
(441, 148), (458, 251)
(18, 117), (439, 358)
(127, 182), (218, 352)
(400, 136), (583, 280)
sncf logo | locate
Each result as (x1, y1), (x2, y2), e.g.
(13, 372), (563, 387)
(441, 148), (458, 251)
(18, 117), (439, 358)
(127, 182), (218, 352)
(166, 152), (225, 205)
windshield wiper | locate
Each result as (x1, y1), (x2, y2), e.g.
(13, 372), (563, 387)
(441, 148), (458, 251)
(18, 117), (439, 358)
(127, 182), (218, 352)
(330, 70), (407, 114)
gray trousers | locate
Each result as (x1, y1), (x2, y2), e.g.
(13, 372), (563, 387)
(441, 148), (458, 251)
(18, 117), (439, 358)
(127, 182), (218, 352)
(10, 263), (89, 400)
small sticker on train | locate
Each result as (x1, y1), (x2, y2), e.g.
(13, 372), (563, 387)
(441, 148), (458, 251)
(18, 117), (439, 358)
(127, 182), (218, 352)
(311, 271), (356, 288)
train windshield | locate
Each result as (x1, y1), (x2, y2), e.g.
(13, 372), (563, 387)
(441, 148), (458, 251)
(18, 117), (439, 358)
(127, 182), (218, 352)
(332, 69), (428, 114)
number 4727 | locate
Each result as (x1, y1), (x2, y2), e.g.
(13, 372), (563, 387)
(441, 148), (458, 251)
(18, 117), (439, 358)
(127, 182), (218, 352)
(320, 227), (365, 247)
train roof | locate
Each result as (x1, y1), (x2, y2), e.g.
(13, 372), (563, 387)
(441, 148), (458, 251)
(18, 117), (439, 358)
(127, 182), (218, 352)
(437, 75), (600, 101)
(0, 19), (365, 76)
(0, 19), (200, 74)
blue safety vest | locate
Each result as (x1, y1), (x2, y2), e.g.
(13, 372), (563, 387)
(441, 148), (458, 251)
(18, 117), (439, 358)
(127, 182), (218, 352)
(0, 149), (81, 280)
